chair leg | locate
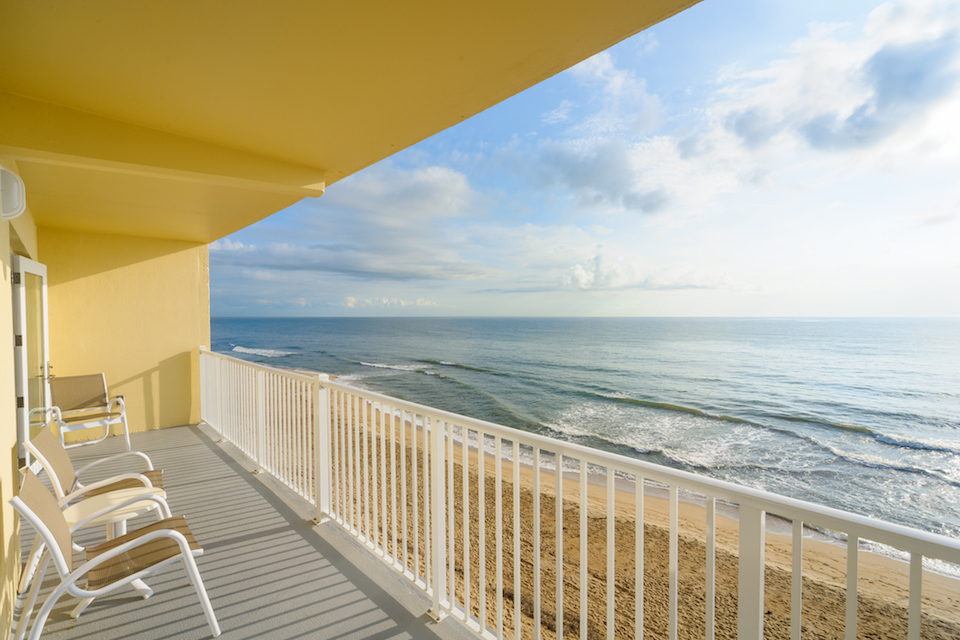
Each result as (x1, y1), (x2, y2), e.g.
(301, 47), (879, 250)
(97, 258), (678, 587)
(69, 597), (94, 620)
(14, 554), (50, 640)
(26, 578), (72, 640)
(17, 536), (44, 594)
(181, 554), (221, 637)
(130, 578), (153, 599)
(121, 414), (131, 452)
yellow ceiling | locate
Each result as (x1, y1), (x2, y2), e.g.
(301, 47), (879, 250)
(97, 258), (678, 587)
(0, 0), (698, 243)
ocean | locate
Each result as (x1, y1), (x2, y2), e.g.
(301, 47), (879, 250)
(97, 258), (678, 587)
(212, 317), (960, 544)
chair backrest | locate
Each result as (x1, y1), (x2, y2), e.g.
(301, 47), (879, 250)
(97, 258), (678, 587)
(50, 373), (108, 412)
(13, 469), (73, 575)
(25, 427), (77, 499)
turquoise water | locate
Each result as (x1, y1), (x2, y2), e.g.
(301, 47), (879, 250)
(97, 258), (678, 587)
(212, 317), (960, 541)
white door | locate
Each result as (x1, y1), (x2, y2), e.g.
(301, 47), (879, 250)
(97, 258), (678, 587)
(11, 255), (50, 466)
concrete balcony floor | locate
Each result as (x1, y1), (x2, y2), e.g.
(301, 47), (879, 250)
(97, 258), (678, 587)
(18, 425), (471, 640)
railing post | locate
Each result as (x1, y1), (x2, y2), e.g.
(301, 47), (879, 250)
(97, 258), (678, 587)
(314, 374), (331, 523)
(738, 505), (765, 640)
(428, 417), (447, 620)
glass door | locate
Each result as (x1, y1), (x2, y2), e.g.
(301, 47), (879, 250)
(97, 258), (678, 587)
(11, 255), (50, 467)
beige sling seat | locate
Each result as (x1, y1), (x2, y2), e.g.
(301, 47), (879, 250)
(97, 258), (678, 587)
(11, 470), (221, 640)
(50, 373), (131, 451)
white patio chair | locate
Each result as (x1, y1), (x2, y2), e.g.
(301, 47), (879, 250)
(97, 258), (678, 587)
(11, 469), (221, 640)
(25, 427), (162, 506)
(49, 373), (131, 451)
(17, 427), (169, 627)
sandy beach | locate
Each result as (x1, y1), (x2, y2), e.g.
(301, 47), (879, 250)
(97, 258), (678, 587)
(328, 404), (960, 640)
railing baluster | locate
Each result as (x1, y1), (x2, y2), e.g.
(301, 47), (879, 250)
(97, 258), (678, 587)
(479, 431), (487, 632)
(496, 435), (504, 640)
(295, 380), (303, 495)
(606, 467), (615, 640)
(556, 452), (563, 640)
(514, 440), (521, 640)
(463, 427), (471, 623)
(348, 392), (355, 532)
(315, 378), (328, 519)
(413, 412), (420, 582)
(669, 485), (678, 640)
(389, 405), (397, 565)
(380, 402), (387, 552)
(581, 459), (588, 640)
(636, 475), (644, 640)
(339, 391), (346, 525)
(401, 407), (408, 572)
(791, 519), (802, 640)
(846, 535), (858, 640)
(364, 399), (371, 543)
(425, 416), (432, 589)
(738, 505), (765, 640)
(430, 416), (446, 618)
(533, 447), (541, 640)
(447, 422), (455, 614)
(908, 552), (922, 640)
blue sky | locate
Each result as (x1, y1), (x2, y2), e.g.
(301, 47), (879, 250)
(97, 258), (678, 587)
(211, 0), (960, 317)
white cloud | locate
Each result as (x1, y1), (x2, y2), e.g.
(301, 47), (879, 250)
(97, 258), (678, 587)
(211, 163), (495, 282)
(562, 250), (732, 291)
(210, 239), (253, 251)
(542, 99), (576, 125)
(635, 31), (659, 55)
(568, 51), (662, 136)
(334, 296), (441, 309)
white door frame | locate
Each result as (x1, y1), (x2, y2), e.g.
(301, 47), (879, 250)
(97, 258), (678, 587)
(11, 254), (50, 465)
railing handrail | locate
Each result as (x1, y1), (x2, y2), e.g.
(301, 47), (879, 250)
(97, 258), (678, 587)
(200, 346), (320, 382)
(201, 348), (960, 564)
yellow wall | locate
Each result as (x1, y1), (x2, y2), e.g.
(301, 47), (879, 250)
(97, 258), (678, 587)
(40, 228), (210, 442)
(0, 219), (20, 640)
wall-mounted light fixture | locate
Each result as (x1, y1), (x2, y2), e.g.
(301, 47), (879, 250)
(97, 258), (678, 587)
(1, 166), (27, 221)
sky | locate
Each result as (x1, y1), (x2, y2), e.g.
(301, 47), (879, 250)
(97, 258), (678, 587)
(211, 0), (960, 318)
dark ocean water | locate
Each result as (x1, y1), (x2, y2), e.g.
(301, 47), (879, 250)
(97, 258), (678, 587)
(212, 317), (960, 544)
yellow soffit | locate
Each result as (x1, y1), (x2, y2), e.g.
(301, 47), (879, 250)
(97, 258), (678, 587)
(0, 0), (699, 242)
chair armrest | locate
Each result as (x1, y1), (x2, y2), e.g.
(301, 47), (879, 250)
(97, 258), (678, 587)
(65, 527), (199, 597)
(74, 450), (154, 478)
(60, 473), (156, 505)
(68, 492), (172, 532)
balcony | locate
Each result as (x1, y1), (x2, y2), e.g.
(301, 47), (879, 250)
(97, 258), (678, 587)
(18, 349), (960, 640)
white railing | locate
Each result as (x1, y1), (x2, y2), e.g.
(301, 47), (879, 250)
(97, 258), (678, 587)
(199, 347), (960, 640)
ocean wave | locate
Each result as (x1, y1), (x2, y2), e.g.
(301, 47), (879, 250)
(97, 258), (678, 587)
(232, 346), (293, 358)
(359, 362), (420, 372)
(772, 414), (960, 456)
(419, 359), (494, 373)
(823, 446), (960, 489)
(584, 391), (960, 459)
(588, 392), (758, 426)
(873, 434), (960, 455)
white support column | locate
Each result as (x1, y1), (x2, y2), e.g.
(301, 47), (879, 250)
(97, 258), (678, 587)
(314, 375), (331, 523)
(738, 505), (765, 640)
(429, 416), (447, 620)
